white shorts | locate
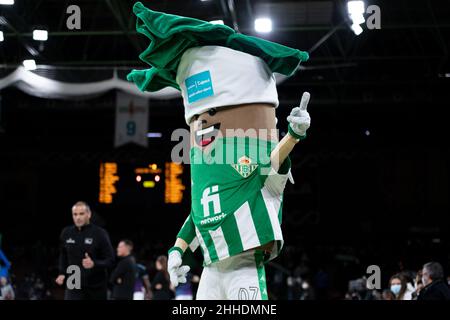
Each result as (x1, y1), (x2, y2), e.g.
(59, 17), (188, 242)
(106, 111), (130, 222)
(196, 249), (268, 300)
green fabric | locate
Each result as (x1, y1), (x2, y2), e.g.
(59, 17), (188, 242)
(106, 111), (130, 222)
(288, 124), (307, 141)
(127, 1), (309, 92)
(168, 246), (184, 257)
(248, 190), (276, 245)
(190, 137), (277, 226)
(220, 214), (244, 257)
(255, 250), (268, 300)
(177, 214), (196, 245)
(188, 137), (289, 266)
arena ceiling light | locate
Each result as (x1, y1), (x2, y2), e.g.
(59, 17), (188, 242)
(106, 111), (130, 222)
(146, 132), (162, 138)
(0, 31), (4, 42)
(347, 0), (365, 35)
(0, 0), (14, 5)
(33, 29), (48, 41)
(254, 18), (272, 33)
(350, 23), (363, 36)
(23, 59), (37, 71)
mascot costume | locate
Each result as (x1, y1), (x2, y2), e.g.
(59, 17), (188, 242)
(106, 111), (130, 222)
(128, 2), (311, 300)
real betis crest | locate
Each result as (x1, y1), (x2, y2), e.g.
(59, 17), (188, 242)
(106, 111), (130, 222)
(232, 156), (258, 178)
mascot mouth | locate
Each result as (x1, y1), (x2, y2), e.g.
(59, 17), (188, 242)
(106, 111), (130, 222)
(195, 123), (221, 147)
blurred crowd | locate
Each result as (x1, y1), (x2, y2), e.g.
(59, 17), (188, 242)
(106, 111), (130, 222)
(1, 241), (450, 300)
(0, 240), (202, 300)
(343, 262), (450, 301)
(264, 246), (450, 301)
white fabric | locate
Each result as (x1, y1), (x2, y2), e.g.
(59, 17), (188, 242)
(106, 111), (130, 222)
(402, 283), (415, 300)
(196, 250), (264, 300)
(208, 226), (230, 260)
(176, 46), (279, 125)
(262, 168), (289, 261)
(264, 167), (291, 196)
(0, 66), (288, 102)
(195, 227), (212, 265)
(133, 291), (145, 300)
(188, 237), (200, 252)
(0, 67), (179, 100)
(234, 201), (261, 251)
(0, 284), (15, 300)
(261, 186), (283, 242)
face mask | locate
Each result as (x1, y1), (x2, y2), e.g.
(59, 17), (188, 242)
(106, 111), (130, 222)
(391, 284), (402, 295)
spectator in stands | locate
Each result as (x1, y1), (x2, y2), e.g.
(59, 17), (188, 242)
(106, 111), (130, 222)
(32, 277), (46, 300)
(134, 263), (152, 300)
(110, 240), (137, 300)
(151, 255), (173, 300)
(389, 273), (414, 300)
(412, 269), (424, 300)
(0, 247), (11, 280)
(418, 262), (450, 300)
(0, 276), (15, 300)
(346, 277), (377, 300)
(381, 289), (395, 300)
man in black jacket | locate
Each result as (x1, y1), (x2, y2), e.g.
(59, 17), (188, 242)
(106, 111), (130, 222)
(56, 201), (114, 300)
(110, 239), (137, 300)
(418, 261), (450, 300)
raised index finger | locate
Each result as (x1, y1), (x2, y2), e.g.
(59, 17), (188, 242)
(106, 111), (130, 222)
(299, 92), (310, 111)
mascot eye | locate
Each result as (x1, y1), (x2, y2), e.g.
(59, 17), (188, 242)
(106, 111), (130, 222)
(208, 108), (217, 116)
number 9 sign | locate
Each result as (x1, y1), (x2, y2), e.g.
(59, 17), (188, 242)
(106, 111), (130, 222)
(126, 121), (136, 136)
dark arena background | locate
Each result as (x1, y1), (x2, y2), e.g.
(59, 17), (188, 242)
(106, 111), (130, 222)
(1, 0), (450, 304)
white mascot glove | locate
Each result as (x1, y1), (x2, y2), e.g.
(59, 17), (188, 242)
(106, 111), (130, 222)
(287, 92), (311, 140)
(168, 247), (190, 287)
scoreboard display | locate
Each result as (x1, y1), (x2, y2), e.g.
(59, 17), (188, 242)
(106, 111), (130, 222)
(99, 162), (119, 204)
(98, 162), (186, 206)
(164, 162), (186, 204)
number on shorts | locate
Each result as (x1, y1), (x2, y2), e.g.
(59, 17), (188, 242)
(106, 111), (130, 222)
(238, 287), (259, 300)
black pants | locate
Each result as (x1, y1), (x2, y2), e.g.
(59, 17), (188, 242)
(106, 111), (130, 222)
(64, 286), (107, 300)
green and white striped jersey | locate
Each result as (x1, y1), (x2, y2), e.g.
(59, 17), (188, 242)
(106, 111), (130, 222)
(178, 137), (291, 266)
